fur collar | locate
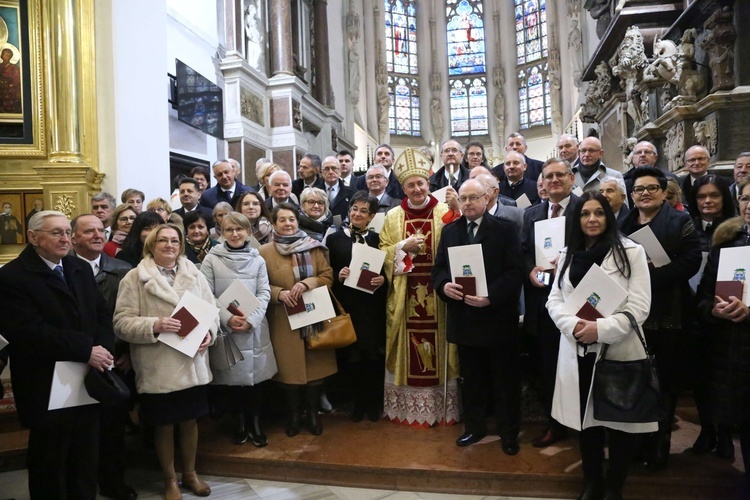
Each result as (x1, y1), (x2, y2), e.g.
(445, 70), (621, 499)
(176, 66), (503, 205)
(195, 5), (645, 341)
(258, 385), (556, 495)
(712, 216), (746, 248)
(137, 255), (199, 307)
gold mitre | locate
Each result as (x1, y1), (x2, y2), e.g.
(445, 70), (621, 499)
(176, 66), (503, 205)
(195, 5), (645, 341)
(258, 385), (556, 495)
(393, 148), (432, 185)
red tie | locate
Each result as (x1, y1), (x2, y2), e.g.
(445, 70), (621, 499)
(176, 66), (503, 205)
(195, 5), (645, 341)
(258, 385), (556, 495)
(551, 203), (562, 218)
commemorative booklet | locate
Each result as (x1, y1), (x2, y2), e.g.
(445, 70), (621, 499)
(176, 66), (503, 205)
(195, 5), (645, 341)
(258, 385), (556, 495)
(448, 243), (488, 297)
(716, 246), (750, 305)
(159, 291), (220, 358)
(563, 264), (628, 320)
(344, 243), (386, 294)
(286, 286), (337, 330)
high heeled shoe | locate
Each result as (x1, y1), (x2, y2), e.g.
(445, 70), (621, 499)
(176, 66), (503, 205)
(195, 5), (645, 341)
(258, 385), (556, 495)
(247, 415), (268, 447)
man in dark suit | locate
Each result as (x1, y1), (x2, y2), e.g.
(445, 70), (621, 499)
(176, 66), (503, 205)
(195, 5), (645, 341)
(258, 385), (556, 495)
(680, 145), (710, 214)
(497, 132), (544, 182)
(429, 139), (470, 192)
(173, 178), (215, 228)
(556, 134), (579, 166)
(292, 154), (325, 199)
(365, 164), (400, 213)
(0, 211), (114, 499)
(432, 179), (525, 455)
(599, 176), (630, 224)
(70, 214), (136, 500)
(199, 159), (250, 209)
(730, 152), (750, 211)
(473, 172), (524, 229)
(321, 156), (356, 220)
(265, 170), (299, 210)
(521, 158), (579, 448)
(495, 151), (540, 205)
(352, 144), (404, 200)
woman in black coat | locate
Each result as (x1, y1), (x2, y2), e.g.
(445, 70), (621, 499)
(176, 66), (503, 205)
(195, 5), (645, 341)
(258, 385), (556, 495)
(696, 179), (750, 497)
(325, 191), (387, 421)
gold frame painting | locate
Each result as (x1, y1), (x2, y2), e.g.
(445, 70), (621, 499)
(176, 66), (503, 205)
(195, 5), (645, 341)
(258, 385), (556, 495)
(0, 0), (44, 156)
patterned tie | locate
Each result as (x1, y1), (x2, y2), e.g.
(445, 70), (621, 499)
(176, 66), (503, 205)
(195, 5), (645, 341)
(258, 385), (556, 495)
(53, 265), (67, 285)
(328, 186), (335, 202)
(551, 203), (562, 218)
(467, 221), (477, 244)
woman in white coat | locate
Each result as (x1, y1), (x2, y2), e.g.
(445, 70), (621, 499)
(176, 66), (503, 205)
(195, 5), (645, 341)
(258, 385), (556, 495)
(200, 212), (276, 447)
(114, 223), (219, 500)
(547, 192), (653, 500)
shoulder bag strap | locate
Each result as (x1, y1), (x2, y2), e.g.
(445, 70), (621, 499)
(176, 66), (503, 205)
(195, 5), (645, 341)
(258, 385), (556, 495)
(620, 310), (650, 355)
(327, 286), (348, 315)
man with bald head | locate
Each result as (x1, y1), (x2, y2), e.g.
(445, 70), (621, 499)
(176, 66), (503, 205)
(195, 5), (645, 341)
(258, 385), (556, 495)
(321, 155), (356, 219)
(501, 132), (544, 182)
(681, 145), (711, 214)
(572, 136), (624, 194)
(623, 141), (677, 207)
(556, 134), (579, 165)
(432, 179), (524, 455)
(474, 173), (524, 229)
(429, 139), (470, 192)
(497, 151), (540, 205)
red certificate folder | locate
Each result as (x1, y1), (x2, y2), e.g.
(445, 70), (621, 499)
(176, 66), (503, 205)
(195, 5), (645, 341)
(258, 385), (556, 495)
(715, 280), (744, 303)
(455, 277), (477, 297)
(284, 297), (306, 315)
(171, 307), (199, 338)
(356, 269), (380, 291)
(576, 301), (603, 321)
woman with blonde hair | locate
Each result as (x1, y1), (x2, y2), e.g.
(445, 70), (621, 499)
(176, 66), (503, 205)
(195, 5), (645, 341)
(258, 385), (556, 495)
(255, 162), (280, 200)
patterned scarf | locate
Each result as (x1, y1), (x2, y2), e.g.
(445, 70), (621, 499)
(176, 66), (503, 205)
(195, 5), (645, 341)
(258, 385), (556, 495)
(347, 225), (369, 243)
(187, 238), (212, 262)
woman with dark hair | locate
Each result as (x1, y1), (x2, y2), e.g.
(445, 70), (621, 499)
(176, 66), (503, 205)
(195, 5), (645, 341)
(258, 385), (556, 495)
(547, 191), (653, 499)
(116, 211), (164, 267)
(687, 174), (736, 250)
(191, 166), (211, 192)
(103, 204), (138, 257)
(183, 210), (217, 266)
(463, 140), (490, 170)
(325, 191), (387, 421)
(235, 191), (272, 245)
(697, 179), (750, 497)
(259, 203), (335, 437)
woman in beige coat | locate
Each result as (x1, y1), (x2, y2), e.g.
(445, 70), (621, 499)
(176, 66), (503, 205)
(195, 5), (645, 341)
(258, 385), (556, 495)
(259, 203), (335, 437)
(114, 224), (219, 500)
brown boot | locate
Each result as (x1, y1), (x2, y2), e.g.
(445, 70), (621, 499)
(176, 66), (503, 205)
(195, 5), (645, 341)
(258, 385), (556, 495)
(181, 471), (211, 496)
(164, 477), (182, 500)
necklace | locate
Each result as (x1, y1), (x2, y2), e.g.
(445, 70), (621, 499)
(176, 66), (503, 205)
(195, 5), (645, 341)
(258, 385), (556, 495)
(405, 208), (434, 255)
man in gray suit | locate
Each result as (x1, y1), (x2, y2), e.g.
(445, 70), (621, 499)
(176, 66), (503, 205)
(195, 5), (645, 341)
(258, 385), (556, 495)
(366, 164), (400, 213)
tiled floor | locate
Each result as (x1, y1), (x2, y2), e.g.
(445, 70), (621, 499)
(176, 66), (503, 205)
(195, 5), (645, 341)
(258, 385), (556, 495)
(0, 468), (559, 500)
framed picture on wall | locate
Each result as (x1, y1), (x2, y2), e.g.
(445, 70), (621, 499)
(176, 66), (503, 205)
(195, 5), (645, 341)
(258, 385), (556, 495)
(0, 192), (23, 244)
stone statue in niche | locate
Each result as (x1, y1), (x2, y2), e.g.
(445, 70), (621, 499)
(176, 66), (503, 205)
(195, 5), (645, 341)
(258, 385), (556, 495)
(581, 61), (612, 121)
(568, 20), (583, 83)
(346, 9), (360, 107)
(665, 122), (685, 172)
(702, 6), (736, 93)
(584, 0), (612, 40)
(567, 0), (581, 17)
(620, 136), (637, 167)
(331, 129), (338, 151)
(492, 65), (505, 137)
(431, 97), (443, 138)
(377, 85), (389, 138)
(672, 29), (706, 106)
(693, 118), (717, 156)
(611, 26), (648, 130)
(244, 0), (264, 72)
(292, 101), (302, 130)
(643, 37), (678, 84)
(548, 49), (563, 132)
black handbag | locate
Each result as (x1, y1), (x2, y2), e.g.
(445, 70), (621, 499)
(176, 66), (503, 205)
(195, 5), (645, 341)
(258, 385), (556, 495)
(592, 311), (665, 423)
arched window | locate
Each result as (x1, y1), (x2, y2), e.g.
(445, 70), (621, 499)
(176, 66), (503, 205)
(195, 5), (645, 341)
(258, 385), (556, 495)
(385, 0), (420, 136)
(515, 0), (550, 129)
(446, 0), (488, 137)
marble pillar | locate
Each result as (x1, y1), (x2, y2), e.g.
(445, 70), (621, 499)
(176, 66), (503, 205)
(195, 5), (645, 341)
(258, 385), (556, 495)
(270, 0), (293, 76)
(313, 0), (331, 106)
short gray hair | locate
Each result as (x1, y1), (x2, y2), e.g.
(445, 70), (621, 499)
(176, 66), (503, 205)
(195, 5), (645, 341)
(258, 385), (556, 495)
(91, 191), (116, 209)
(300, 187), (329, 212)
(600, 176), (626, 194)
(475, 173), (499, 191)
(542, 157), (573, 175)
(28, 210), (68, 231)
(268, 170), (291, 184)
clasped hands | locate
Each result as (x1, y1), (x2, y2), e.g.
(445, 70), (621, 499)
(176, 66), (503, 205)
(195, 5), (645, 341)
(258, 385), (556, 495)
(279, 282), (309, 308)
(573, 318), (598, 345)
(153, 317), (211, 352)
(338, 266), (385, 289)
(442, 282), (489, 307)
(712, 295), (750, 323)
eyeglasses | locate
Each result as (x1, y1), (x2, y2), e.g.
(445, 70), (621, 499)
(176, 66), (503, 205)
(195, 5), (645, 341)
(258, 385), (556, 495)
(304, 200), (325, 206)
(466, 152), (483, 157)
(686, 156), (709, 164)
(350, 208), (372, 215)
(579, 148), (601, 154)
(543, 172), (569, 180)
(633, 150), (656, 156)
(36, 229), (72, 238)
(632, 184), (662, 195)
(322, 166), (339, 172)
(156, 238), (181, 246)
(739, 195), (750, 204)
(442, 148), (461, 154)
(223, 227), (247, 234)
(458, 195), (484, 203)
(366, 174), (385, 180)
(118, 216), (136, 223)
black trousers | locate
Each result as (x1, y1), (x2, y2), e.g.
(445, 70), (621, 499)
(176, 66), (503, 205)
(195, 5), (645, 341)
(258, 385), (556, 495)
(28, 405), (100, 499)
(458, 341), (521, 440)
(644, 327), (679, 432)
(537, 316), (565, 431)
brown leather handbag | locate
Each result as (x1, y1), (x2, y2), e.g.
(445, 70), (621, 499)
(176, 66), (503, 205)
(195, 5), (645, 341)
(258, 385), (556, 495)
(305, 288), (357, 350)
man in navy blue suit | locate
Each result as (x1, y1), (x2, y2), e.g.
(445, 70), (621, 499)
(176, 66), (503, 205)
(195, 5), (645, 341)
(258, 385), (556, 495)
(199, 159), (249, 209)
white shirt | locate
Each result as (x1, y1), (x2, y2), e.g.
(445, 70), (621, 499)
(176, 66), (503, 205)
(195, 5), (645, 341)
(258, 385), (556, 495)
(547, 195), (572, 218)
(326, 182), (339, 201)
(341, 174), (353, 187)
(76, 253), (101, 276)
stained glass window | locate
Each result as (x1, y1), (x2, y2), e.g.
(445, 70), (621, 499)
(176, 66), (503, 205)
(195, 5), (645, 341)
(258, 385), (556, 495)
(446, 0), (488, 136)
(515, 0), (549, 130)
(517, 64), (551, 129)
(385, 0), (420, 136)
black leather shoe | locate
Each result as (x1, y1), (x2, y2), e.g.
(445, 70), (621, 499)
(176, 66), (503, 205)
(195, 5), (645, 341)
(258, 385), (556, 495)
(644, 433), (670, 471)
(716, 430), (734, 459)
(456, 432), (486, 447)
(351, 406), (365, 423)
(501, 438), (519, 456)
(691, 427), (717, 454)
(532, 428), (568, 448)
(100, 483), (138, 500)
(577, 480), (604, 500)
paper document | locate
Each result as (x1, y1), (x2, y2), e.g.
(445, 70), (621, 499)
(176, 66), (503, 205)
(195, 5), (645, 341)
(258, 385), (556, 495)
(344, 243), (386, 294)
(431, 186), (449, 203)
(717, 246), (750, 305)
(0, 333), (7, 350)
(217, 280), (262, 327)
(367, 212), (386, 233)
(158, 291), (219, 358)
(628, 226), (671, 267)
(562, 264), (628, 318)
(516, 193), (532, 209)
(48, 362), (98, 410)
(286, 286), (337, 330)
(688, 252), (709, 293)
(448, 244), (488, 296)
(534, 217), (566, 269)
(572, 186), (584, 197)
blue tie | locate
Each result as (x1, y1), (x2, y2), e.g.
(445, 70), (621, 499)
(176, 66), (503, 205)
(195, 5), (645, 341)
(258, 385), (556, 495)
(53, 265), (67, 284)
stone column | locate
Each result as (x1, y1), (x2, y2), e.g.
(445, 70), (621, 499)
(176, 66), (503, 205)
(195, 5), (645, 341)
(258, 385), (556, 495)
(270, 0), (293, 75)
(312, 0), (331, 106)
(44, 0), (85, 163)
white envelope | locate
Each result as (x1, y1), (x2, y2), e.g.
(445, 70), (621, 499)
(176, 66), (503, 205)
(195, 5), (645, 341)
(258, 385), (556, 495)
(562, 264), (628, 318)
(344, 243), (386, 294)
(628, 226), (671, 268)
(688, 251), (709, 293)
(217, 280), (262, 327)
(448, 244), (488, 296)
(287, 286), (337, 330)
(158, 291), (220, 358)
(48, 361), (98, 410)
(431, 186), (450, 203)
(534, 217), (566, 270)
(367, 212), (386, 233)
(516, 193), (532, 209)
(717, 246), (750, 305)
(572, 186), (584, 197)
